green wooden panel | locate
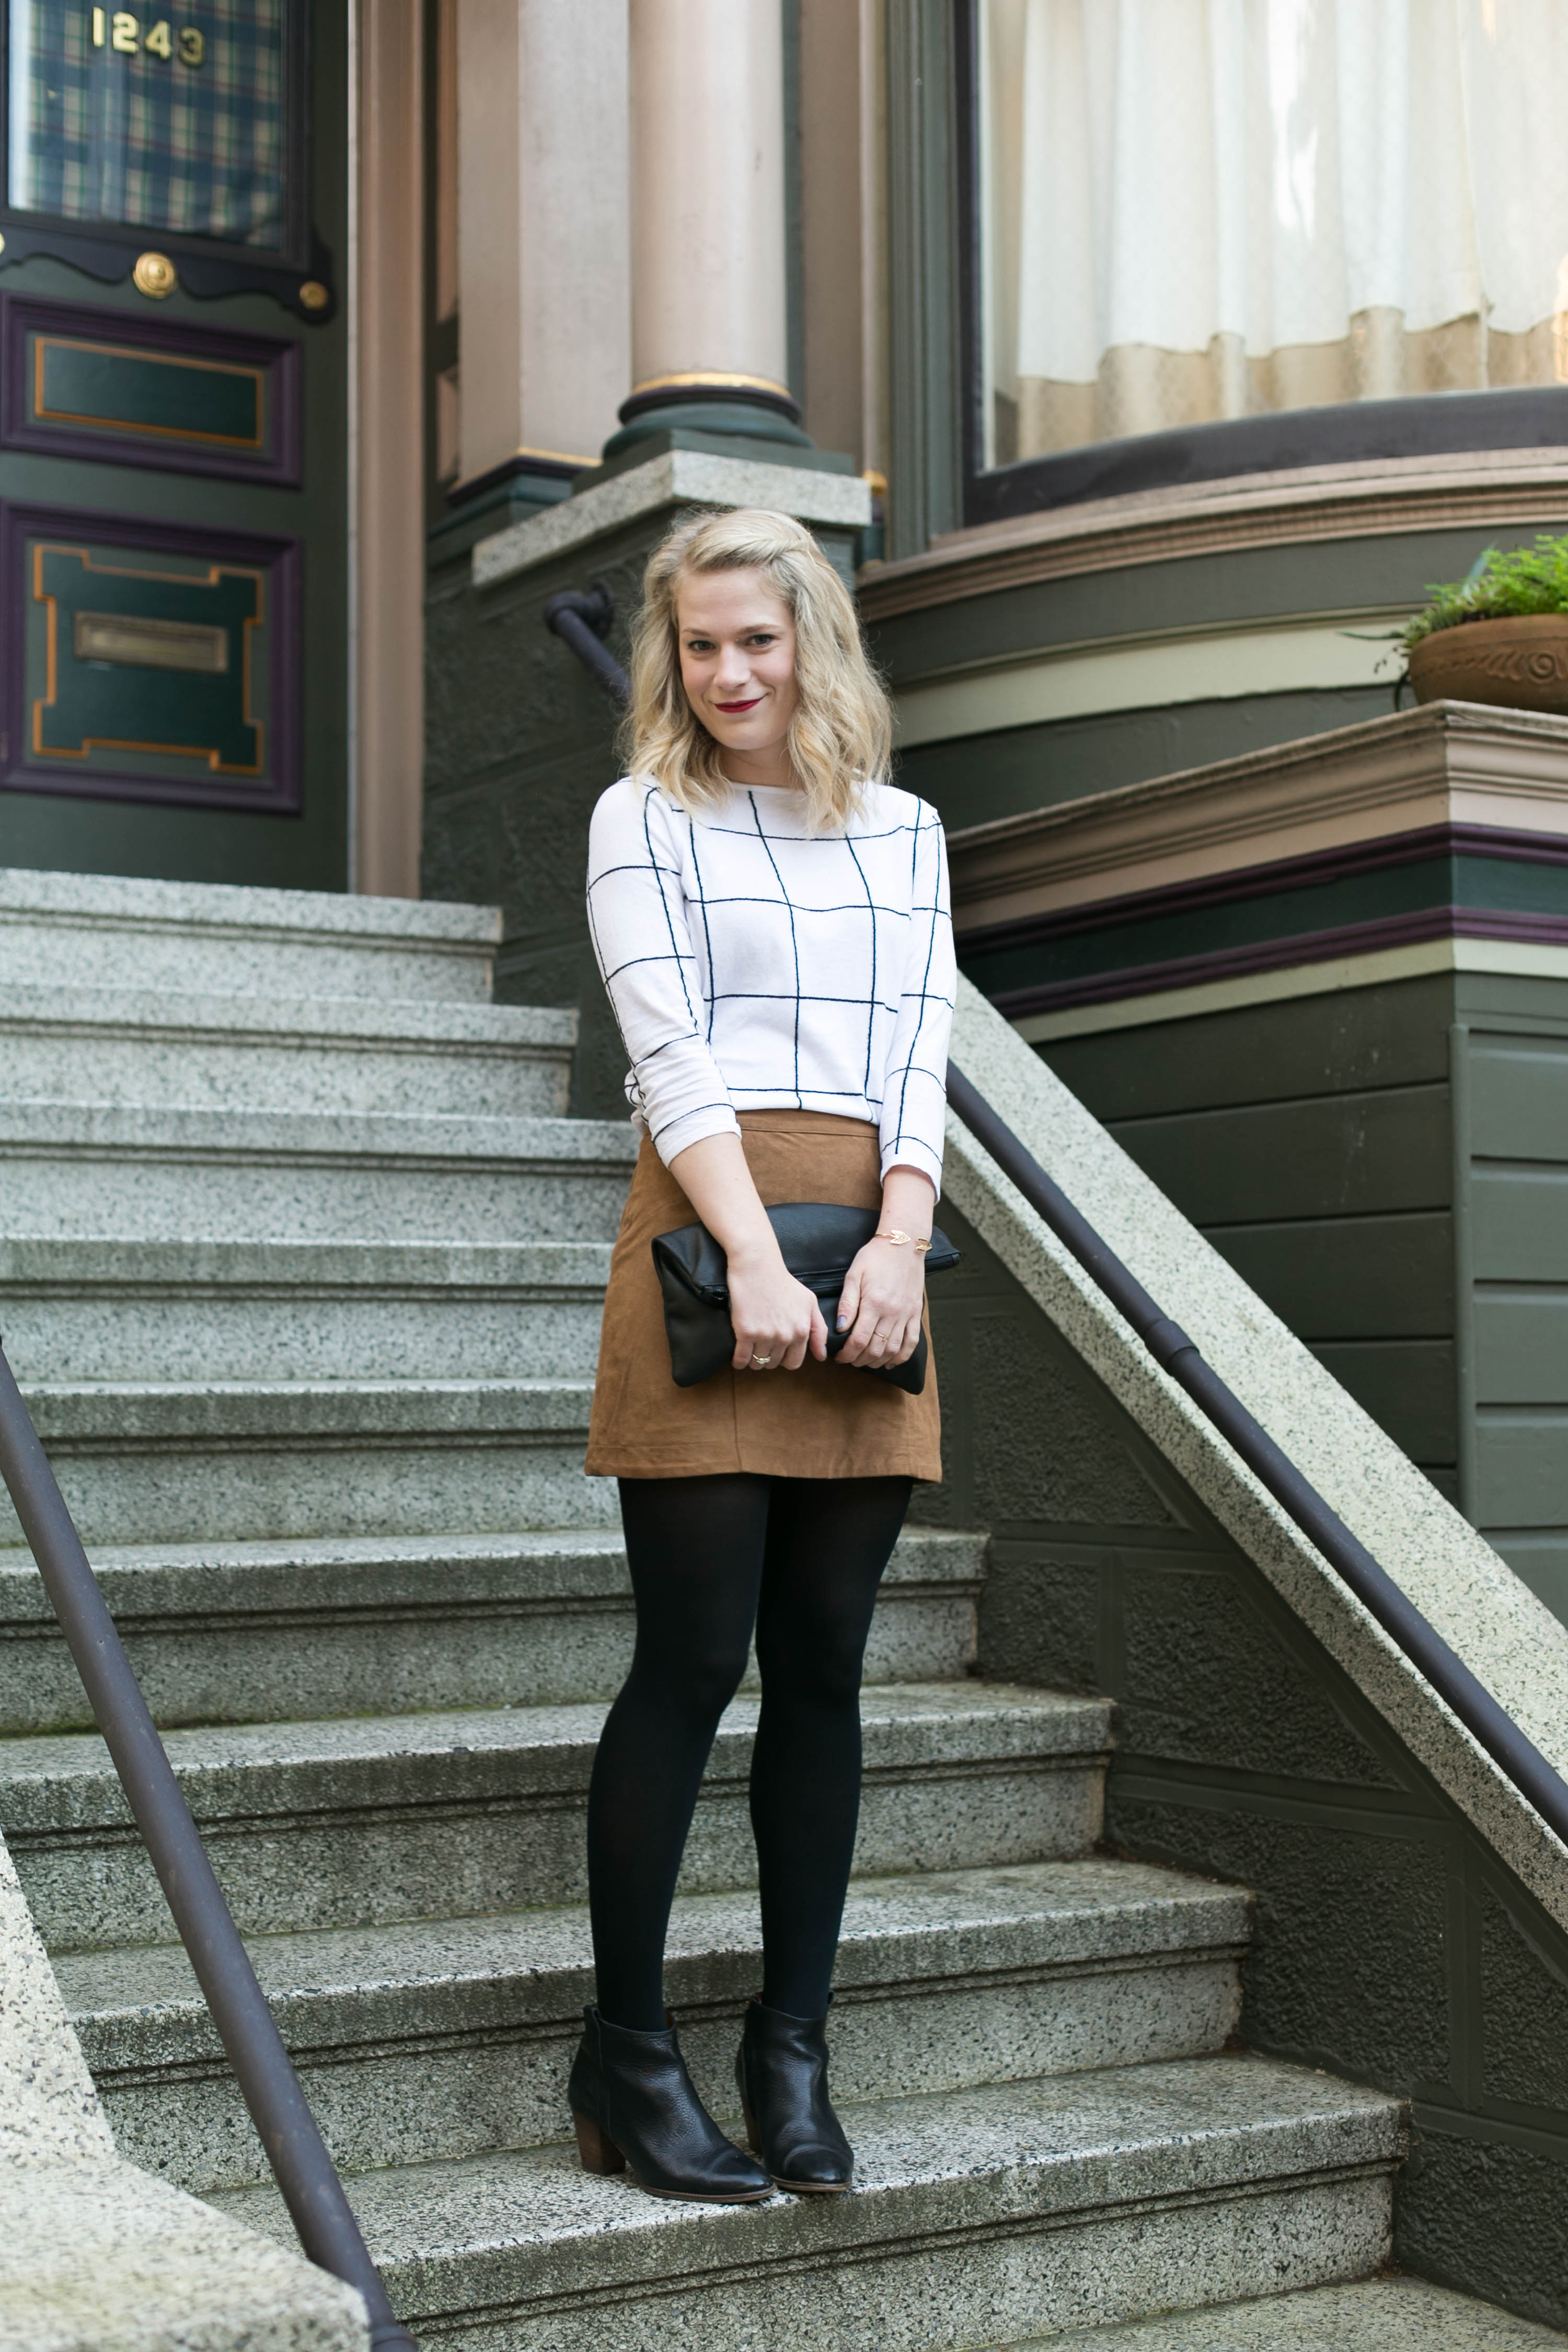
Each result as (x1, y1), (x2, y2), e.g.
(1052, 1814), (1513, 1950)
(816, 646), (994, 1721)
(1488, 1532), (1568, 1619)
(1471, 1170), (1568, 1282)
(1040, 978), (1454, 1120)
(1210, 1214), (1453, 1339)
(900, 688), (1387, 833)
(37, 336), (263, 446)
(1475, 1411), (1568, 1525)
(31, 540), (263, 776)
(1309, 1339), (1456, 1465)
(1108, 1085), (1451, 1224)
(1474, 1293), (1568, 1405)
(1470, 1040), (1568, 1166)
(1456, 972), (1568, 1034)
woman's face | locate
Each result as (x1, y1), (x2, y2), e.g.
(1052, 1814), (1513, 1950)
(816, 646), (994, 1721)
(676, 568), (799, 773)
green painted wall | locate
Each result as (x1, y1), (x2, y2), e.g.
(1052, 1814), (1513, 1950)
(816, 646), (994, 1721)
(423, 525), (637, 1117)
(1034, 970), (1568, 1627)
(916, 1197), (1568, 2330)
(1456, 977), (1568, 1622)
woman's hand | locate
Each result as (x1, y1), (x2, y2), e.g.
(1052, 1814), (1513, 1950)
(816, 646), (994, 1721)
(667, 1129), (829, 1374)
(724, 1241), (829, 1373)
(835, 1167), (937, 1369)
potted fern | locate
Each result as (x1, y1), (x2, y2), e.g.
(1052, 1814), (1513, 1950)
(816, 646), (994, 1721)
(1403, 534), (1568, 713)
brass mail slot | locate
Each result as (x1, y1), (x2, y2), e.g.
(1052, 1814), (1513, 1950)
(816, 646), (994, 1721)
(73, 610), (230, 673)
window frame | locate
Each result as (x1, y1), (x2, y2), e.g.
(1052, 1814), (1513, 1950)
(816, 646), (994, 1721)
(0, 0), (328, 314)
(954, 0), (1568, 531)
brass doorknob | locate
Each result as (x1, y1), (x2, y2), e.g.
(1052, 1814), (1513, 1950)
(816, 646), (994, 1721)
(133, 251), (177, 299)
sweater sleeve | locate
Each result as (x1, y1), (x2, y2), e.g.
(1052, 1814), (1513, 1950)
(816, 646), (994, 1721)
(879, 800), (955, 1197)
(586, 779), (742, 1164)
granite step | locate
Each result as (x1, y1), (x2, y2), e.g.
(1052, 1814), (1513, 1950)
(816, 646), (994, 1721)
(2, 1379), (614, 1547)
(0, 1526), (984, 1732)
(0, 1102), (637, 1242)
(0, 1236), (612, 1384)
(207, 2056), (1403, 2352)
(1014, 2275), (1568, 2350)
(63, 1858), (1248, 2194)
(0, 864), (500, 1001)
(4, 1683), (1110, 1951)
(0, 984), (574, 1117)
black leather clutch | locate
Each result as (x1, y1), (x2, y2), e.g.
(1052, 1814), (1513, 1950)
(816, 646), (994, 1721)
(650, 1202), (960, 1396)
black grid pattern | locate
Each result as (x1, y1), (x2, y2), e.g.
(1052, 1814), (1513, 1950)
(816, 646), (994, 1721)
(587, 777), (955, 1193)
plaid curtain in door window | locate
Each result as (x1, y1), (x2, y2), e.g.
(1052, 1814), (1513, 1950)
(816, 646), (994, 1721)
(8, 0), (287, 248)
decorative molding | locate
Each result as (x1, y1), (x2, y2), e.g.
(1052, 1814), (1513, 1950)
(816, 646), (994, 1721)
(1010, 935), (1568, 1042)
(0, 502), (301, 816)
(987, 904), (1568, 1023)
(859, 448), (1568, 620)
(895, 608), (1406, 746)
(948, 699), (1568, 930)
(961, 823), (1568, 967)
(0, 295), (302, 485)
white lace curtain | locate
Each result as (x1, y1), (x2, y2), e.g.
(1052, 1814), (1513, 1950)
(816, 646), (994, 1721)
(982, 0), (1568, 466)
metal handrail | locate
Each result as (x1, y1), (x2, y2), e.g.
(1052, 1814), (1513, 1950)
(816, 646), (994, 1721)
(944, 1065), (1568, 1847)
(544, 580), (628, 706)
(0, 1343), (417, 2352)
(540, 592), (1568, 1849)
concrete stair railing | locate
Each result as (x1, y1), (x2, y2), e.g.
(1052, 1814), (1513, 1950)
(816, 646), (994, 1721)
(0, 864), (1553, 2351)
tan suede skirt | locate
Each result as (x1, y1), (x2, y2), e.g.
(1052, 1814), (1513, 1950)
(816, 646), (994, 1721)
(585, 1109), (941, 1482)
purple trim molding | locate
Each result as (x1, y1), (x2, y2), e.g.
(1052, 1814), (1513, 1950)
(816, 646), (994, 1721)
(989, 905), (1568, 1021)
(957, 821), (1568, 959)
(0, 500), (303, 817)
(0, 294), (302, 487)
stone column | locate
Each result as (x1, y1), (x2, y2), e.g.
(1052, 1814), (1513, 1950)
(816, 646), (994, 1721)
(610, 0), (811, 454)
(454, 0), (631, 516)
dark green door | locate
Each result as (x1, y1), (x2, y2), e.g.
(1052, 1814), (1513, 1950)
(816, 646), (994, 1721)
(0, 0), (347, 889)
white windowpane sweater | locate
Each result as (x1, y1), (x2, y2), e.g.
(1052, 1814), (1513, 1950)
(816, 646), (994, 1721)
(587, 775), (955, 1196)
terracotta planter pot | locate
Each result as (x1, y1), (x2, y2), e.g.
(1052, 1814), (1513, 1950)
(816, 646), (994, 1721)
(1407, 612), (1568, 713)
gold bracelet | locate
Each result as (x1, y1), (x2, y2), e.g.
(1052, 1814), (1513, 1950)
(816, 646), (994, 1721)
(874, 1229), (931, 1252)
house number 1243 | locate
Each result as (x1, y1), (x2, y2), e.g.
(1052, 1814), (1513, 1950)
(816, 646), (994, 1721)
(89, 11), (205, 64)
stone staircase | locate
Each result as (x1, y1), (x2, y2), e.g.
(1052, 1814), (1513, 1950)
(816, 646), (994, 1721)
(0, 863), (1482, 2349)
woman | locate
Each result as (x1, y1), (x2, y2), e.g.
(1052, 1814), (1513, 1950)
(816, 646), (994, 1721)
(571, 506), (954, 2205)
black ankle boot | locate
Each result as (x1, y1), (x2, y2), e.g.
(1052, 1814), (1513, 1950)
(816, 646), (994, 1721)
(735, 1997), (854, 2193)
(569, 2005), (773, 2203)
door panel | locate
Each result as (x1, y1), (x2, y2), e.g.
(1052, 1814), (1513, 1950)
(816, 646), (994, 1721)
(0, 0), (344, 890)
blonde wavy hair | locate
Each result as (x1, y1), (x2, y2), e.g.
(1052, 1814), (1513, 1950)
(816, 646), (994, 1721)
(618, 507), (893, 833)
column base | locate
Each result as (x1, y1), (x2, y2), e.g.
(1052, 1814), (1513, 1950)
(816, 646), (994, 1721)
(602, 379), (815, 461)
(429, 453), (586, 566)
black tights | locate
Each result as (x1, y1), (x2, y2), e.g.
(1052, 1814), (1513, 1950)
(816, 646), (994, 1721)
(586, 1471), (912, 2032)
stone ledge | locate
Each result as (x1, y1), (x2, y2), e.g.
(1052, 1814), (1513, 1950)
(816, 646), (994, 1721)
(1032, 2275), (1568, 2349)
(210, 2055), (1400, 2339)
(0, 2162), (367, 2352)
(0, 1825), (367, 2352)
(472, 446), (872, 590)
(0, 863), (497, 944)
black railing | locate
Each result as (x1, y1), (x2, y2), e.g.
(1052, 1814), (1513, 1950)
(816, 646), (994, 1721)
(0, 1344), (417, 2352)
(547, 590), (1568, 1857)
(544, 581), (628, 706)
